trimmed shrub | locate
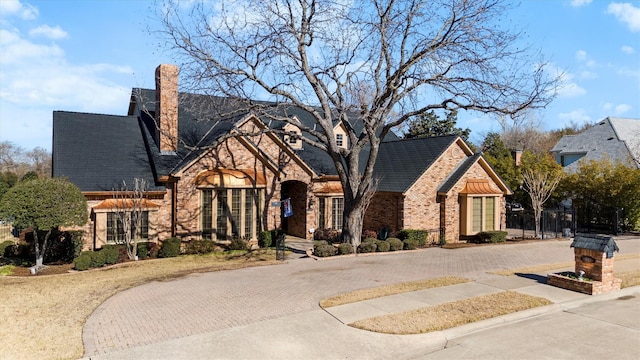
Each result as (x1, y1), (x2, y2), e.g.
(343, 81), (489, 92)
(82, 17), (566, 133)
(358, 241), (377, 253)
(101, 246), (119, 265)
(403, 238), (418, 250)
(0, 240), (14, 256)
(313, 244), (336, 257)
(313, 240), (328, 246)
(159, 237), (182, 258)
(337, 243), (354, 255)
(228, 238), (249, 251)
(184, 240), (215, 255)
(313, 228), (341, 243)
(137, 242), (149, 259)
(258, 231), (272, 248)
(387, 237), (403, 251)
(362, 229), (377, 239)
(89, 250), (106, 268)
(476, 231), (508, 244)
(362, 237), (377, 244)
(73, 252), (92, 271)
(375, 240), (390, 252)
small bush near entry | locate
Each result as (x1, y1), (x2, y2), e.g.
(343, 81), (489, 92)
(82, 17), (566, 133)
(101, 246), (119, 265)
(314, 240), (328, 246)
(313, 228), (341, 243)
(259, 231), (272, 248)
(402, 229), (428, 247)
(362, 229), (378, 239)
(474, 231), (508, 244)
(337, 243), (354, 255)
(387, 238), (403, 251)
(228, 238), (249, 251)
(358, 241), (377, 253)
(403, 238), (418, 250)
(73, 252), (92, 271)
(362, 237), (377, 243)
(376, 240), (390, 252)
(159, 237), (182, 258)
(314, 244), (336, 257)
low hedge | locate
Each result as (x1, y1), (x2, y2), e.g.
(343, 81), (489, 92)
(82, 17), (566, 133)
(73, 252), (92, 271)
(228, 238), (249, 251)
(101, 245), (120, 265)
(375, 240), (390, 252)
(474, 231), (508, 244)
(313, 228), (341, 243)
(314, 244), (336, 257)
(387, 237), (403, 251)
(259, 231), (272, 248)
(337, 243), (354, 255)
(184, 240), (216, 255)
(403, 238), (418, 250)
(0, 241), (14, 256)
(396, 229), (428, 247)
(358, 241), (377, 253)
(159, 237), (182, 258)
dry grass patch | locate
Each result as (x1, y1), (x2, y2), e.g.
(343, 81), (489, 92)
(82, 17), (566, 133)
(350, 291), (552, 334)
(320, 276), (469, 308)
(0, 250), (279, 360)
(619, 269), (640, 288)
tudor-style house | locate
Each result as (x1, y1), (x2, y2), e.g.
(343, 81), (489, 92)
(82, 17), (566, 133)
(52, 64), (511, 250)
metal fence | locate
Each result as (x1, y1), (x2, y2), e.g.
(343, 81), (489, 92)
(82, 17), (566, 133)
(506, 207), (577, 239)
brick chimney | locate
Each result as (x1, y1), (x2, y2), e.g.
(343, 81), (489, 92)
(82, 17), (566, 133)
(155, 64), (179, 154)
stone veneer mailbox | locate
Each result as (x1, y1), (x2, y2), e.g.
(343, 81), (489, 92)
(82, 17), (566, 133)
(547, 234), (621, 295)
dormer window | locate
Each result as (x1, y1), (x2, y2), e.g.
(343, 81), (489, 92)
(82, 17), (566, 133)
(336, 134), (344, 147)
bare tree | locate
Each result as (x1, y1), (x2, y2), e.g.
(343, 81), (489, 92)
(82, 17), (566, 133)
(155, 0), (558, 247)
(112, 178), (147, 260)
(520, 151), (563, 238)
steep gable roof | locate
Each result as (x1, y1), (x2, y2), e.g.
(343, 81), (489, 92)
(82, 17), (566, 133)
(52, 111), (163, 192)
(373, 136), (460, 193)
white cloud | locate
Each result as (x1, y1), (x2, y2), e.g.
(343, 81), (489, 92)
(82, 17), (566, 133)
(570, 0), (592, 7)
(607, 3), (640, 32)
(614, 103), (632, 115)
(551, 66), (587, 97)
(559, 109), (591, 124)
(621, 45), (635, 54)
(575, 50), (587, 61)
(28, 25), (68, 39)
(0, 11), (134, 151)
(0, 0), (38, 20)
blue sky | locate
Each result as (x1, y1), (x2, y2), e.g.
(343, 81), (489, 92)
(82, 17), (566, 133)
(1, 0), (638, 151)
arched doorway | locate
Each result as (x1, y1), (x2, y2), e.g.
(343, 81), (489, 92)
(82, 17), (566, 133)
(281, 180), (307, 238)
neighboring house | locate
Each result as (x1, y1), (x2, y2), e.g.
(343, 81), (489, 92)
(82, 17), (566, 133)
(550, 117), (640, 172)
(52, 64), (511, 249)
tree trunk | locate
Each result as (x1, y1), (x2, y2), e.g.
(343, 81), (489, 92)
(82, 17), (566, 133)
(341, 201), (364, 252)
(534, 208), (541, 239)
(33, 228), (52, 273)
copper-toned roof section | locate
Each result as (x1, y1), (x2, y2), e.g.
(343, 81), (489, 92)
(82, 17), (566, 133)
(459, 179), (502, 195)
(92, 198), (162, 210)
(315, 182), (343, 194)
(195, 169), (266, 187)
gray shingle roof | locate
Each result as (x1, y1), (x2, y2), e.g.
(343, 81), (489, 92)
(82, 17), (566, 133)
(52, 111), (163, 192)
(570, 234), (619, 258)
(551, 117), (640, 171)
(373, 136), (459, 193)
(438, 152), (482, 194)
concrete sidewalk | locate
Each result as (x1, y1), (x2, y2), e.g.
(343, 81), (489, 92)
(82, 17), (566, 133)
(83, 237), (640, 359)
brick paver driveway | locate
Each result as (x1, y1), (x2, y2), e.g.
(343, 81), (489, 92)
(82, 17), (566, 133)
(83, 237), (640, 357)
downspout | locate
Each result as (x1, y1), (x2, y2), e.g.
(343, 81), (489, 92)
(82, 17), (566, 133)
(171, 180), (177, 238)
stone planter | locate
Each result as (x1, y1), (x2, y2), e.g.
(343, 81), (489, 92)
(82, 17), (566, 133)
(547, 272), (621, 295)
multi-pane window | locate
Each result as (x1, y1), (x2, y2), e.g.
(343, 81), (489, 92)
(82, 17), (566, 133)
(202, 188), (263, 240)
(332, 197), (344, 230)
(216, 190), (228, 239)
(318, 197), (326, 228)
(107, 211), (149, 243)
(336, 134), (344, 147)
(471, 197), (496, 233)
